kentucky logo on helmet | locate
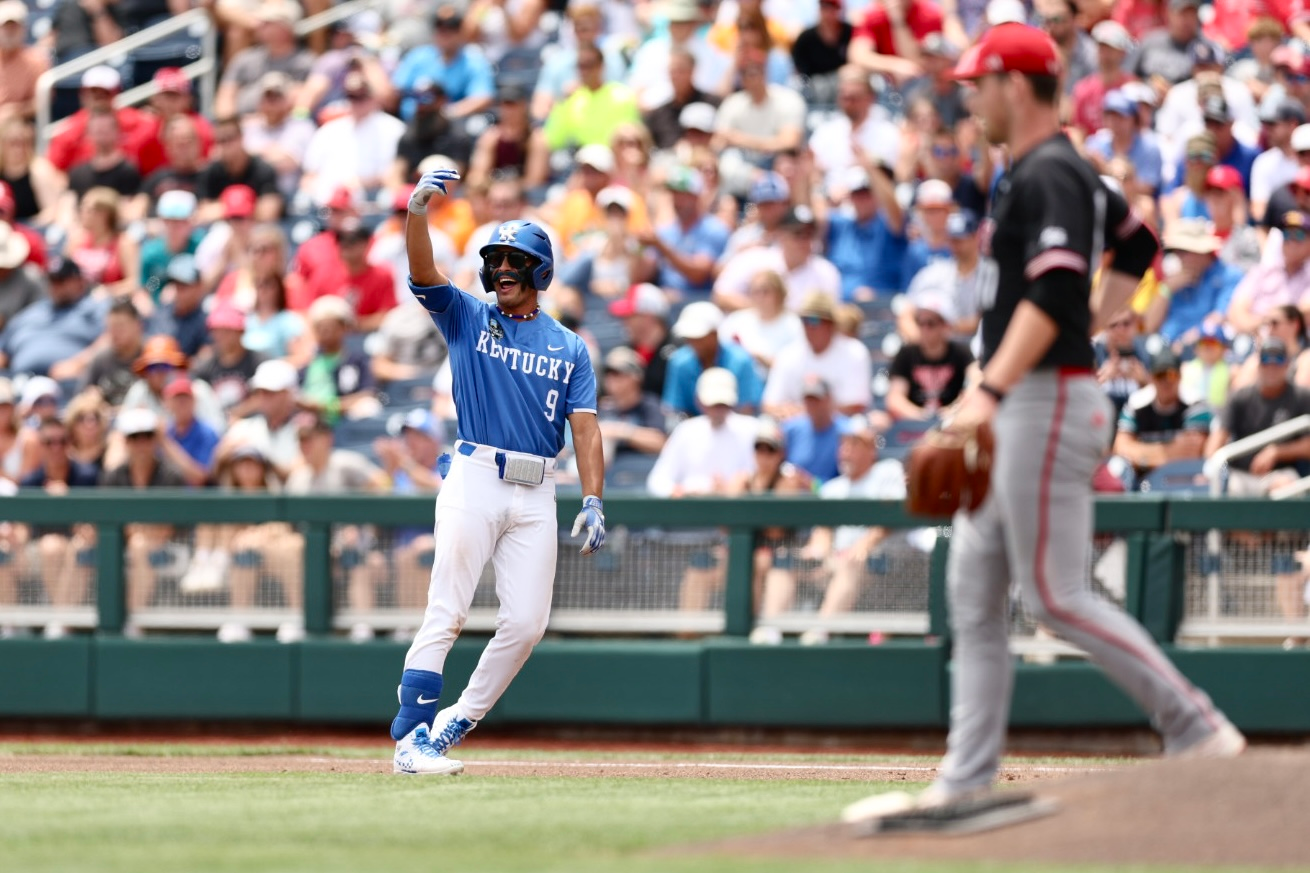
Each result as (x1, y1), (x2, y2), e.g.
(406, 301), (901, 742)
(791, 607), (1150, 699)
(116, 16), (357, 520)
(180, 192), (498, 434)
(498, 223), (520, 244)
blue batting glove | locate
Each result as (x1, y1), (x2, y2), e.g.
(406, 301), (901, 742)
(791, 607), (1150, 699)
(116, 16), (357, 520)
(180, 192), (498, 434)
(571, 495), (605, 556)
(408, 169), (461, 215)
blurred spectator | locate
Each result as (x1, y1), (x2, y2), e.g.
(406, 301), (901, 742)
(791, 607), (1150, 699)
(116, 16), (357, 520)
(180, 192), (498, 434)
(193, 185), (260, 292)
(244, 270), (312, 364)
(224, 358), (301, 475)
(242, 72), (317, 200)
(1146, 220), (1243, 345)
(907, 35), (970, 127)
(134, 116), (207, 214)
(723, 172), (790, 259)
(763, 292), (873, 419)
(21, 416), (98, 488)
(715, 206), (840, 310)
(1129, 0), (1212, 85)
(780, 375), (844, 483)
(296, 15), (396, 121)
(151, 255), (210, 359)
(139, 190), (203, 302)
(626, 0), (731, 112)
(1227, 210), (1310, 335)
(663, 301), (763, 418)
(544, 42), (640, 153)
(551, 145), (651, 258)
(711, 49), (804, 166)
(1113, 348), (1209, 477)
(790, 0), (853, 91)
(215, 0), (313, 119)
(14, 376), (61, 476)
(83, 297), (146, 406)
(46, 67), (149, 175)
(384, 188), (461, 300)
(0, 1), (42, 119)
(1160, 132), (1218, 228)
(900, 179), (957, 289)
(1192, 96), (1261, 194)
(468, 87), (549, 192)
(66, 111), (142, 202)
(1181, 323), (1231, 409)
(1206, 337), (1310, 495)
(323, 221), (396, 331)
(191, 306), (267, 417)
(63, 388), (110, 473)
(639, 166), (730, 298)
(719, 270), (803, 371)
(301, 72), (405, 208)
(1158, 62), (1261, 184)
(301, 295), (378, 423)
(0, 222), (40, 332)
(371, 302), (448, 384)
(1094, 307), (1150, 420)
(886, 291), (973, 421)
(122, 335), (226, 432)
(849, 0), (944, 82)
(1250, 104), (1307, 223)
(0, 376), (15, 481)
(196, 117), (282, 223)
(609, 282), (676, 399)
(290, 189), (357, 309)
(1036, 0), (1096, 94)
(754, 417), (905, 646)
(68, 186), (138, 301)
(1231, 305), (1310, 392)
(642, 50), (720, 151)
(390, 3), (495, 122)
(1262, 166), (1310, 236)
(597, 347), (668, 460)
(133, 69), (216, 179)
(369, 409), (443, 627)
(216, 221), (309, 315)
(555, 184), (643, 303)
(1085, 90), (1164, 194)
(159, 376), (219, 486)
(899, 211), (985, 341)
(647, 367), (756, 497)
(393, 81), (473, 185)
(533, 3), (627, 123)
(923, 124), (985, 213)
(824, 164), (908, 301)
(1203, 165), (1260, 270)
(0, 125), (60, 231)
(0, 258), (103, 378)
(1072, 21), (1138, 136)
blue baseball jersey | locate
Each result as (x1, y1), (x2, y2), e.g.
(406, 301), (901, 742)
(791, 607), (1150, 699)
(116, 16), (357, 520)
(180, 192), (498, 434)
(410, 280), (597, 458)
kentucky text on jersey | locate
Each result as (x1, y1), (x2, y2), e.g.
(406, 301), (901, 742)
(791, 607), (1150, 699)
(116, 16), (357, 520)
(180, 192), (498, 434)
(474, 331), (577, 385)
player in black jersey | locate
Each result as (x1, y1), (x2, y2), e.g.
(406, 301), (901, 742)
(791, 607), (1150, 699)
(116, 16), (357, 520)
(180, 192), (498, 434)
(843, 23), (1243, 827)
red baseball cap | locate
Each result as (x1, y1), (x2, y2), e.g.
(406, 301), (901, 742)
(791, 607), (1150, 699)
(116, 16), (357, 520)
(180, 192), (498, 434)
(609, 283), (669, 319)
(952, 23), (1063, 80)
(221, 184), (256, 219)
(163, 376), (194, 398)
(206, 305), (246, 331)
(326, 186), (356, 211)
(1205, 165), (1243, 191)
(153, 67), (191, 94)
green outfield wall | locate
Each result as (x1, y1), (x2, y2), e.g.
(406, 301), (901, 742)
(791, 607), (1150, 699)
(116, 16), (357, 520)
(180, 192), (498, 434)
(0, 492), (1308, 733)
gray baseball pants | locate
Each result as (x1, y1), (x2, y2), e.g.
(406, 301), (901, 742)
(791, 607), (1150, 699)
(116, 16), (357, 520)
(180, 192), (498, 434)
(938, 370), (1225, 793)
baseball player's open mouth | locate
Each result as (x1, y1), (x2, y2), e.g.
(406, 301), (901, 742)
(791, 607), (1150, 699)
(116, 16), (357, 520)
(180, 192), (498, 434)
(495, 272), (519, 290)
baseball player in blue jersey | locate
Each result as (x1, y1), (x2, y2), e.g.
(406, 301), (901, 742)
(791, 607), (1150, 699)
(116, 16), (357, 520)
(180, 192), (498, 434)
(389, 168), (606, 775)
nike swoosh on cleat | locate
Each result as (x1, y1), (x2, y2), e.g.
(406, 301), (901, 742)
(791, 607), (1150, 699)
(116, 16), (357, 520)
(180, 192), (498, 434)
(548, 344), (565, 351)
(417, 695), (439, 705)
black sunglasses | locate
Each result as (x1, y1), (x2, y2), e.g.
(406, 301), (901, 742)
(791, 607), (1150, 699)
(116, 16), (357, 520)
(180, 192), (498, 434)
(484, 250), (533, 272)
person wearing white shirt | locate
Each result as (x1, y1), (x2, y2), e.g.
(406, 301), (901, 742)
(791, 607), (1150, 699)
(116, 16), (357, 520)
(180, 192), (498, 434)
(1251, 110), (1309, 223)
(714, 206), (841, 311)
(626, 0), (732, 111)
(719, 269), (804, 372)
(809, 66), (901, 195)
(1155, 71), (1260, 186)
(646, 367), (758, 498)
(763, 292), (873, 418)
(300, 73), (406, 207)
(751, 416), (907, 646)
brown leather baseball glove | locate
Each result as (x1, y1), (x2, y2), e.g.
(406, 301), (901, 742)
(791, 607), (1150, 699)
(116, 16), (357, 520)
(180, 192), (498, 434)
(905, 422), (996, 518)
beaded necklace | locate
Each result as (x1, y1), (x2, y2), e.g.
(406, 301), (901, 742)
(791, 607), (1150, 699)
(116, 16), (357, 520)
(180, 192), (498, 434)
(496, 306), (540, 321)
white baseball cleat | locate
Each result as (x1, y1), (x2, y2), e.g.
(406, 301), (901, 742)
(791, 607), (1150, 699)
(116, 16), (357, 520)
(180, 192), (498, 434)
(840, 783), (989, 826)
(431, 705), (478, 757)
(393, 725), (464, 775)
(1173, 721), (1247, 760)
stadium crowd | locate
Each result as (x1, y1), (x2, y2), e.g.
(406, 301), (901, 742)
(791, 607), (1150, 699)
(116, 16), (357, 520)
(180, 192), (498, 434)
(3, 0), (1310, 641)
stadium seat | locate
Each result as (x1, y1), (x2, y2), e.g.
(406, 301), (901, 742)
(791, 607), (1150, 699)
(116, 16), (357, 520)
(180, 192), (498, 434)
(605, 452), (658, 492)
(333, 416), (391, 448)
(1138, 459), (1209, 495)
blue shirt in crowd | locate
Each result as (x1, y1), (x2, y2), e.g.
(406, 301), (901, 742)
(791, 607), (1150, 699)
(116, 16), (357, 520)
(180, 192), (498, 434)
(0, 294), (104, 375)
(170, 418), (221, 471)
(662, 341), (763, 418)
(826, 211), (907, 298)
(900, 239), (954, 294)
(391, 45), (496, 121)
(1084, 130), (1164, 191)
(1158, 259), (1244, 343)
(656, 215), (731, 297)
(781, 414), (847, 483)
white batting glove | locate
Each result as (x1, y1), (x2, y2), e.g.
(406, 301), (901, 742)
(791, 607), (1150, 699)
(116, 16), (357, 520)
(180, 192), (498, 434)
(408, 169), (461, 215)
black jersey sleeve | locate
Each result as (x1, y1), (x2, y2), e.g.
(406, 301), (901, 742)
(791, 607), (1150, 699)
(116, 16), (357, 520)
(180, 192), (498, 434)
(1101, 182), (1159, 279)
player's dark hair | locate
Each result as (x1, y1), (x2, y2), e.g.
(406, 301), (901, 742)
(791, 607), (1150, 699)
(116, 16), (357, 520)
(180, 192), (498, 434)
(1025, 74), (1061, 106)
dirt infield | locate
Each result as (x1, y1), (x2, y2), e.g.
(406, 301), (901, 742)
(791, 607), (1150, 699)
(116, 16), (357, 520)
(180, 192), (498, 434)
(694, 748), (1310, 869)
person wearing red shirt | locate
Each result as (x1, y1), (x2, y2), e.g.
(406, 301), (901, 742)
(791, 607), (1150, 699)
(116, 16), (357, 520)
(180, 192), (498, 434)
(1111, 0), (1167, 41)
(1204, 0), (1290, 51)
(1072, 21), (1138, 135)
(323, 220), (395, 331)
(131, 68), (215, 178)
(46, 66), (149, 174)
(289, 186), (356, 312)
(0, 180), (44, 269)
(849, 0), (944, 82)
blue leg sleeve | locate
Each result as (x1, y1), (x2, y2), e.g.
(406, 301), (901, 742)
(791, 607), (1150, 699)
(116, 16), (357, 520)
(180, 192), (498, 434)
(390, 669), (443, 741)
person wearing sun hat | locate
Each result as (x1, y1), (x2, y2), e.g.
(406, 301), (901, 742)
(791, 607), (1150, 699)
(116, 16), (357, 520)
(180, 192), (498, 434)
(120, 335), (227, 433)
(1149, 218), (1243, 344)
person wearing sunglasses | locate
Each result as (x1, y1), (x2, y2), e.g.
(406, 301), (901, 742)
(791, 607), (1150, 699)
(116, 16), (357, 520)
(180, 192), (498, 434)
(1112, 347), (1208, 478)
(1230, 304), (1310, 393)
(1227, 210), (1310, 336)
(391, 4), (495, 123)
(886, 290), (973, 422)
(388, 168), (604, 775)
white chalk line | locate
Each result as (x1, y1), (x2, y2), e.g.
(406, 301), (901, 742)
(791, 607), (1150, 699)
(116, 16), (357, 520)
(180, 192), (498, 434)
(307, 757), (1111, 774)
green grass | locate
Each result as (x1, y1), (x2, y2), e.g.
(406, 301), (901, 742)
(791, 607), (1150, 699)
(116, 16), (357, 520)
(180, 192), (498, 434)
(0, 745), (1269, 873)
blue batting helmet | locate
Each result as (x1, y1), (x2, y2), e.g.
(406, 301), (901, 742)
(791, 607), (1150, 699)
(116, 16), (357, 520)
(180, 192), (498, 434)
(478, 220), (554, 293)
